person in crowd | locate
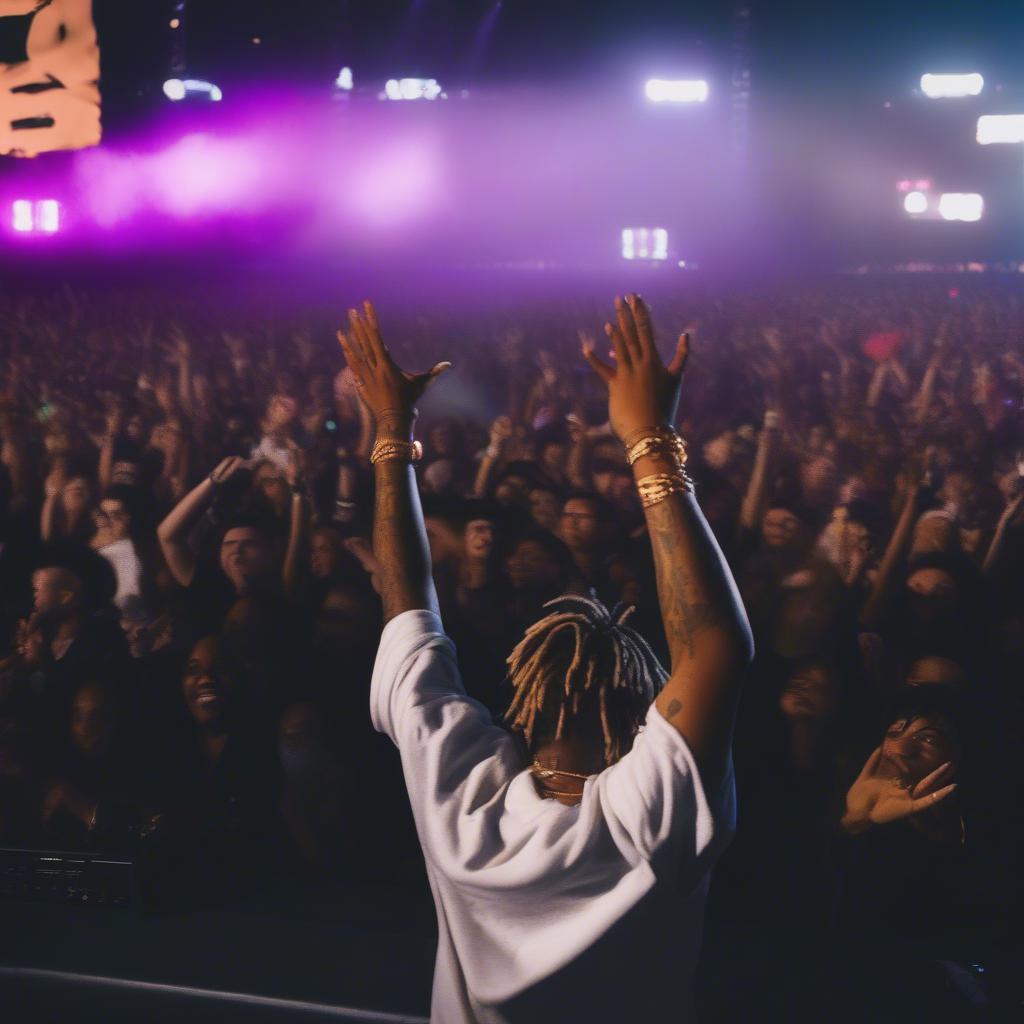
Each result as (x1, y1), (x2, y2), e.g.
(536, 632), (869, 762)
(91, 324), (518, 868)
(341, 294), (750, 1023)
(0, 278), (1021, 1012)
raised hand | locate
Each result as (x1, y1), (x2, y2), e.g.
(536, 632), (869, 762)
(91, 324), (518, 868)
(841, 747), (957, 835)
(209, 455), (250, 486)
(581, 294), (689, 441)
(336, 301), (450, 435)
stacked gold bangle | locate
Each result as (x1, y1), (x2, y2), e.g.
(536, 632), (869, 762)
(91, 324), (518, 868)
(370, 438), (424, 465)
(625, 428), (688, 468)
(626, 426), (694, 508)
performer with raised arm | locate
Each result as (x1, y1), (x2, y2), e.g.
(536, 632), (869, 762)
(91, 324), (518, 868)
(338, 293), (753, 1024)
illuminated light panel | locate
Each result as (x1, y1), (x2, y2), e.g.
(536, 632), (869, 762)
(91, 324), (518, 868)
(36, 200), (60, 233)
(335, 67), (354, 91)
(977, 114), (1024, 145)
(938, 193), (983, 222)
(163, 78), (223, 102)
(12, 200), (33, 232)
(622, 227), (669, 260)
(384, 78), (442, 101)
(903, 191), (928, 215)
(645, 79), (709, 103)
(920, 73), (983, 98)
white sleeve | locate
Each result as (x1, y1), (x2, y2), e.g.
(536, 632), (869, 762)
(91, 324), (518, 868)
(369, 610), (523, 865)
(595, 704), (735, 884)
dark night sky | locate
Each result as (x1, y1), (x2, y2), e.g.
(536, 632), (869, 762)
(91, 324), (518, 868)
(89, 1), (1024, 125)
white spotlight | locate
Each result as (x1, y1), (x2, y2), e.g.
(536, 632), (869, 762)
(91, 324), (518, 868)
(162, 78), (186, 101)
(335, 67), (354, 91)
(37, 200), (60, 233)
(645, 79), (709, 104)
(12, 200), (33, 233)
(938, 193), (983, 222)
(384, 78), (443, 101)
(977, 114), (1024, 145)
(903, 191), (928, 215)
(622, 227), (669, 260)
(920, 73), (983, 99)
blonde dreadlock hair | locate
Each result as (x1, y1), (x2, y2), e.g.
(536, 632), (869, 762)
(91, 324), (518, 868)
(504, 595), (668, 766)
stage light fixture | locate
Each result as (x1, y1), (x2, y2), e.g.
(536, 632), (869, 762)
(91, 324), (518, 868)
(335, 67), (354, 91)
(920, 73), (983, 98)
(622, 227), (669, 260)
(37, 200), (60, 233)
(12, 200), (33, 232)
(384, 78), (443, 101)
(163, 78), (223, 103)
(938, 193), (983, 222)
(903, 191), (928, 215)
(977, 114), (1024, 145)
(645, 79), (709, 104)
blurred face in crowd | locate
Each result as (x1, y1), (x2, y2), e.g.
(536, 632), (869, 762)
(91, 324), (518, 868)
(906, 567), (956, 604)
(125, 414), (146, 444)
(430, 422), (457, 458)
(44, 430), (71, 456)
(266, 395), (298, 432)
(254, 462), (289, 511)
(561, 498), (602, 551)
(182, 636), (229, 727)
(541, 441), (568, 477)
(93, 498), (131, 545)
(220, 527), (275, 594)
(494, 473), (531, 508)
(506, 539), (561, 592)
(761, 507), (802, 549)
(70, 683), (115, 759)
(529, 487), (560, 532)
(779, 663), (838, 721)
(801, 456), (838, 508)
(838, 474), (867, 504)
(906, 656), (966, 690)
(702, 431), (734, 471)
(911, 513), (957, 555)
(878, 714), (958, 787)
(32, 567), (78, 620)
(465, 519), (495, 561)
(311, 527), (343, 579)
(62, 477), (92, 516)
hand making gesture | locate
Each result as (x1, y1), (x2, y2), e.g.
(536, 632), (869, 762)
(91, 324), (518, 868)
(337, 301), (450, 435)
(581, 294), (689, 441)
(841, 747), (957, 835)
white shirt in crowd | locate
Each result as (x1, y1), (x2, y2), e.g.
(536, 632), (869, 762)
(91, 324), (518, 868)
(98, 537), (143, 613)
(371, 610), (735, 1024)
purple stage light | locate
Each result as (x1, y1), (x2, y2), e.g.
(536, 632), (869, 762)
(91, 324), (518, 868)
(12, 201), (34, 233)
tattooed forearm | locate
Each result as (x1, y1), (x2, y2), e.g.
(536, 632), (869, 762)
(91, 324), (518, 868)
(645, 495), (732, 669)
(373, 461), (439, 623)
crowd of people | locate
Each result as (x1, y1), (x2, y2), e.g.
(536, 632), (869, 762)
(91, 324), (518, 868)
(0, 277), (1021, 993)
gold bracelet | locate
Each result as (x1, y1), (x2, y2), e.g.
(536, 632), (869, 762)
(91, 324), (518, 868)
(626, 429), (688, 468)
(370, 439), (423, 465)
(636, 471), (694, 508)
